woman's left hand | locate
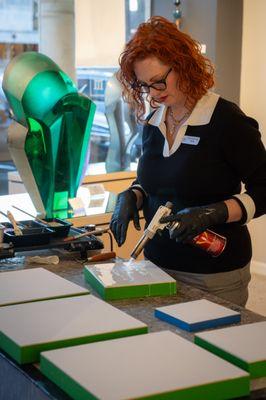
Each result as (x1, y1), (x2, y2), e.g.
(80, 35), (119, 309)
(160, 202), (228, 243)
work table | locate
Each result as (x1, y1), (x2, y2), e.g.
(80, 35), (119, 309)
(0, 249), (265, 400)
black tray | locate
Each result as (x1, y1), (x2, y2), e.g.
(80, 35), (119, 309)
(2, 220), (48, 230)
(0, 227), (104, 259)
(17, 227), (104, 253)
(3, 220), (54, 247)
(43, 218), (72, 238)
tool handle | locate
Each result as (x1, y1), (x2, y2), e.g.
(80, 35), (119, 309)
(87, 251), (116, 262)
(12, 205), (49, 225)
(7, 211), (23, 236)
(63, 227), (109, 242)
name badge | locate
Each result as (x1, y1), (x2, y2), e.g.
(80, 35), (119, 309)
(182, 135), (200, 145)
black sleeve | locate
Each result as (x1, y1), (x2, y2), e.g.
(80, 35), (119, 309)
(219, 104), (266, 218)
(130, 115), (155, 198)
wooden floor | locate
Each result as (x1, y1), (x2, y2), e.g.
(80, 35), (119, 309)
(246, 272), (266, 317)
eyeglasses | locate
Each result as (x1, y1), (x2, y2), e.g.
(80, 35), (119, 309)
(132, 68), (172, 94)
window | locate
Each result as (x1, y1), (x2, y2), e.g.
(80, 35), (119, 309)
(76, 0), (151, 175)
(0, 0), (38, 184)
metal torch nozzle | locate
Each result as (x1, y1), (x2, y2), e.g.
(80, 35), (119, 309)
(130, 233), (151, 260)
(130, 201), (173, 259)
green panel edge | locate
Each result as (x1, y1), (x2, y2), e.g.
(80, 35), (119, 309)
(83, 267), (106, 299)
(0, 331), (22, 364)
(0, 290), (90, 308)
(105, 281), (176, 301)
(41, 353), (249, 400)
(249, 360), (266, 379)
(83, 266), (177, 300)
(195, 336), (265, 379)
(41, 355), (98, 400)
(1, 326), (147, 364)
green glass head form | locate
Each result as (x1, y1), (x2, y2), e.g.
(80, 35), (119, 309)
(2, 52), (95, 218)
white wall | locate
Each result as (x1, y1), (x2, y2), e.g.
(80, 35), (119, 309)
(75, 0), (125, 67)
(240, 0), (266, 267)
(40, 0), (76, 81)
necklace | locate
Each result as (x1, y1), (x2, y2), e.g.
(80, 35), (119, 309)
(168, 107), (190, 136)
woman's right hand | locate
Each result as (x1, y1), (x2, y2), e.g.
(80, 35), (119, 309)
(110, 189), (141, 246)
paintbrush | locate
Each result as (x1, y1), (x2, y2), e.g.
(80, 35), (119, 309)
(11, 205), (50, 226)
(0, 210), (23, 236)
(63, 227), (110, 242)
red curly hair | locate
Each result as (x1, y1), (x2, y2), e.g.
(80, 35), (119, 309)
(118, 16), (214, 122)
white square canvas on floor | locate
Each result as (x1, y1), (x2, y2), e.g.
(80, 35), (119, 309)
(40, 330), (249, 400)
(0, 267), (89, 306)
(155, 299), (240, 331)
(0, 294), (147, 364)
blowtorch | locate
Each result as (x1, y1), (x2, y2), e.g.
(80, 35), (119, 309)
(130, 202), (226, 259)
(130, 202), (173, 259)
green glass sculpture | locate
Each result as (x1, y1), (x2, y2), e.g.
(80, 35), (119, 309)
(2, 52), (95, 218)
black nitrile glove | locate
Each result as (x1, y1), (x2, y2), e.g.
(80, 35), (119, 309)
(110, 189), (141, 246)
(160, 202), (228, 243)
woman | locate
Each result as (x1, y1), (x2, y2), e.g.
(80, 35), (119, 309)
(110, 16), (266, 306)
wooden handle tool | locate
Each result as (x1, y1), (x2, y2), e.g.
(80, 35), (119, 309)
(63, 227), (110, 242)
(11, 205), (49, 225)
(6, 211), (23, 236)
(0, 210), (23, 236)
(87, 251), (116, 262)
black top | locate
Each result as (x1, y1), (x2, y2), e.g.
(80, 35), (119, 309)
(134, 97), (266, 273)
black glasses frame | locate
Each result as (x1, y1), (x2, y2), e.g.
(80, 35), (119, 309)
(132, 68), (172, 93)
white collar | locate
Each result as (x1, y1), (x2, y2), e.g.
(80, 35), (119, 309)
(148, 91), (220, 129)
